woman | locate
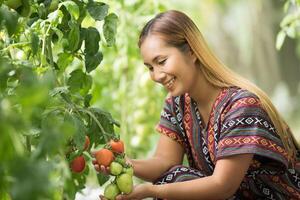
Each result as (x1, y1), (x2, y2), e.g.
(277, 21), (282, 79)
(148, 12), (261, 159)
(96, 10), (300, 199)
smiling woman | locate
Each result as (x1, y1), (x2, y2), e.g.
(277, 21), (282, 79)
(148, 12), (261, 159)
(95, 10), (300, 200)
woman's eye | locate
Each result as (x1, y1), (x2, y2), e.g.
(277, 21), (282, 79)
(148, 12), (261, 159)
(158, 59), (166, 65)
(148, 66), (154, 71)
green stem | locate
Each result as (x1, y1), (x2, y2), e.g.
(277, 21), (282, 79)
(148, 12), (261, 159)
(77, 108), (110, 142)
(26, 136), (31, 153)
(0, 42), (31, 52)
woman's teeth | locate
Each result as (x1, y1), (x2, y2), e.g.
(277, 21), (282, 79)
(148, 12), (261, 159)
(166, 78), (175, 88)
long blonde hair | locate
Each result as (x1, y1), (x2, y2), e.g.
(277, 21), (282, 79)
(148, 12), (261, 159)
(138, 10), (297, 162)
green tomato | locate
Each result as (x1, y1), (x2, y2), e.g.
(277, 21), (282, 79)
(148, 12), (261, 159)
(115, 157), (126, 166)
(4, 0), (22, 9)
(116, 173), (133, 194)
(123, 166), (134, 176)
(104, 183), (120, 200)
(110, 161), (123, 176)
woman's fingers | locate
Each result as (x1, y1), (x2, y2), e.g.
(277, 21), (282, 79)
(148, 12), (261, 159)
(100, 165), (110, 174)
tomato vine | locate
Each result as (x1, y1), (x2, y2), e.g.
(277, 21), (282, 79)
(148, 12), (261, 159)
(0, 0), (120, 199)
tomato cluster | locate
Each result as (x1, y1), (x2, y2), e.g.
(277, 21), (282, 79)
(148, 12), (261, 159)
(94, 139), (133, 200)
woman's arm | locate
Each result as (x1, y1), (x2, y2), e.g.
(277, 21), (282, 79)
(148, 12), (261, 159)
(149, 153), (253, 200)
(130, 134), (185, 182)
(119, 153), (253, 200)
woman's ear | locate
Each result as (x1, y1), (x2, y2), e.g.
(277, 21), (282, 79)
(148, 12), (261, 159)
(189, 49), (197, 63)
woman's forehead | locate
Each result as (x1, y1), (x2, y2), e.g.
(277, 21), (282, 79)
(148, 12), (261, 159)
(140, 36), (173, 62)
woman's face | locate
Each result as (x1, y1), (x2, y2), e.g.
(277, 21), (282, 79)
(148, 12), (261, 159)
(140, 34), (199, 96)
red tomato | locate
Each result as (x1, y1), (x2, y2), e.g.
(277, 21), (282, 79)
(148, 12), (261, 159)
(70, 155), (86, 173)
(84, 136), (90, 150)
(95, 149), (114, 167)
(109, 139), (124, 154)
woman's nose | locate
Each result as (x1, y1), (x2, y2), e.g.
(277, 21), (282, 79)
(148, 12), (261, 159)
(152, 69), (166, 83)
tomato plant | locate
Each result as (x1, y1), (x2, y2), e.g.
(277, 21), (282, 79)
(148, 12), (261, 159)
(0, 0), (120, 199)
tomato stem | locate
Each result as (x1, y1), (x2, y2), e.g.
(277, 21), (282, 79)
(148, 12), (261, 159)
(77, 108), (111, 142)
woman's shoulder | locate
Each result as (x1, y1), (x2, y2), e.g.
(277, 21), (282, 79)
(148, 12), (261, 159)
(228, 86), (259, 101)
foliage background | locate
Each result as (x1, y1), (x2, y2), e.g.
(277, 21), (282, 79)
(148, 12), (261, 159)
(0, 0), (299, 199)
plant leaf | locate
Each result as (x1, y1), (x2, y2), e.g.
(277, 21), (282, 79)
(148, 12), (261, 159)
(67, 69), (92, 95)
(60, 1), (79, 20)
(87, 1), (109, 21)
(84, 27), (100, 55)
(276, 30), (286, 50)
(57, 52), (74, 71)
(103, 13), (118, 46)
(84, 51), (103, 73)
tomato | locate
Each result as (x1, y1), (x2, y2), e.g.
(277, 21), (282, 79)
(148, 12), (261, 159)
(104, 183), (120, 200)
(116, 173), (133, 194)
(95, 149), (114, 167)
(84, 136), (90, 151)
(70, 155), (85, 173)
(109, 161), (123, 176)
(109, 139), (124, 154)
(115, 157), (126, 166)
(123, 166), (134, 176)
(4, 0), (22, 10)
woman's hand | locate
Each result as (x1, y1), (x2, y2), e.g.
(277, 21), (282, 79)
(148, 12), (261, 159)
(115, 183), (154, 200)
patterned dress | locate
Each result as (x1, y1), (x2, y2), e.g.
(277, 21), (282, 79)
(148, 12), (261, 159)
(154, 87), (300, 199)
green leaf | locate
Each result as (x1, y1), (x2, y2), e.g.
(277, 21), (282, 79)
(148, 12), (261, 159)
(84, 27), (100, 55)
(59, 1), (79, 20)
(57, 52), (74, 71)
(103, 13), (118, 46)
(67, 69), (92, 95)
(0, 6), (19, 36)
(283, 1), (290, 13)
(9, 159), (53, 200)
(286, 26), (296, 38)
(97, 173), (110, 186)
(276, 30), (286, 50)
(49, 86), (69, 97)
(87, 1), (109, 21)
(87, 107), (115, 145)
(67, 23), (80, 52)
(68, 114), (86, 151)
(84, 94), (92, 108)
(47, 9), (63, 26)
(280, 14), (297, 28)
(31, 32), (39, 56)
(84, 51), (103, 73)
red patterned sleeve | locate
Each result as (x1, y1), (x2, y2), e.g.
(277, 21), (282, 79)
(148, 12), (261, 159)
(217, 95), (289, 168)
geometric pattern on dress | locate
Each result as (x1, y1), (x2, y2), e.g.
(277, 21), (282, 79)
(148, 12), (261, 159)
(193, 101), (215, 171)
(205, 87), (236, 164)
(153, 165), (204, 185)
(221, 117), (276, 133)
(218, 135), (289, 161)
(174, 95), (199, 170)
(288, 168), (300, 189)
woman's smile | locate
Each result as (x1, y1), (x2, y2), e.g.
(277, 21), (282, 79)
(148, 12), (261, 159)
(164, 77), (176, 90)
